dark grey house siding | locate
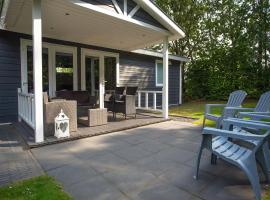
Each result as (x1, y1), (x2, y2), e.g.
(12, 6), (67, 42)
(118, 52), (180, 106)
(0, 31), (21, 123)
(0, 30), (181, 122)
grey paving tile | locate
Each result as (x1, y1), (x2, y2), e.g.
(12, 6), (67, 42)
(65, 175), (128, 200)
(135, 140), (171, 154)
(133, 154), (182, 177)
(130, 178), (193, 200)
(31, 143), (76, 171)
(102, 165), (156, 196)
(158, 163), (216, 194)
(0, 125), (43, 186)
(112, 145), (154, 163)
(153, 146), (196, 164)
(168, 138), (201, 153)
(67, 139), (111, 159)
(118, 134), (148, 145)
(88, 152), (129, 174)
(199, 178), (263, 200)
(48, 159), (98, 187)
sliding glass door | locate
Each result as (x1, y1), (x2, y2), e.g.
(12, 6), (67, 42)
(55, 52), (74, 91)
(26, 46), (49, 93)
(81, 49), (119, 95)
(21, 39), (78, 96)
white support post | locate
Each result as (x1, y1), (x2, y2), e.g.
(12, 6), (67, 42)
(91, 58), (95, 96)
(81, 51), (86, 91)
(153, 92), (157, 110)
(145, 92), (148, 109)
(138, 92), (141, 108)
(99, 56), (105, 108)
(32, 0), (44, 143)
(179, 62), (183, 104)
(124, 0), (127, 16)
(162, 37), (169, 119)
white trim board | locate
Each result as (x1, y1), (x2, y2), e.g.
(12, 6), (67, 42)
(69, 0), (170, 35)
(155, 60), (163, 87)
(20, 39), (78, 96)
(0, 0), (10, 29)
(132, 49), (190, 62)
(155, 59), (172, 87)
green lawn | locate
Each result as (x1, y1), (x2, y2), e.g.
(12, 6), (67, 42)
(169, 100), (257, 127)
(0, 176), (72, 200)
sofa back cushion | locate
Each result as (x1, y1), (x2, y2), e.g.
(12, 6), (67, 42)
(126, 87), (138, 95)
(115, 87), (125, 95)
(56, 90), (92, 106)
(56, 90), (74, 100)
(73, 91), (90, 106)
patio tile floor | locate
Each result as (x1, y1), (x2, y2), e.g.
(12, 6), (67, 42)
(0, 124), (43, 186)
(31, 121), (268, 200)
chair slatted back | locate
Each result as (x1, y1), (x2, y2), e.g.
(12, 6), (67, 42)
(254, 91), (270, 112)
(223, 90), (247, 118)
(226, 90), (247, 107)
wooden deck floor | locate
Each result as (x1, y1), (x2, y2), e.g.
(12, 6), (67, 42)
(14, 112), (167, 148)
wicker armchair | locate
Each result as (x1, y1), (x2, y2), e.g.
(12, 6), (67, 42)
(114, 86), (138, 119)
(113, 95), (137, 119)
(43, 93), (77, 137)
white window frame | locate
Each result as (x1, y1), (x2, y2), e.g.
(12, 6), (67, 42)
(20, 39), (78, 96)
(81, 48), (120, 90)
(155, 60), (163, 87)
(155, 60), (172, 87)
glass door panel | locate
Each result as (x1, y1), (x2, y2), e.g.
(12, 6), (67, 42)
(85, 57), (99, 95)
(85, 57), (92, 92)
(26, 46), (49, 93)
(55, 52), (73, 91)
(104, 57), (116, 91)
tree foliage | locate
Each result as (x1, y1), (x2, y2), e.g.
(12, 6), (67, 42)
(154, 0), (270, 100)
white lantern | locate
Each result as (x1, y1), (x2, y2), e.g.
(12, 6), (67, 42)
(55, 109), (70, 138)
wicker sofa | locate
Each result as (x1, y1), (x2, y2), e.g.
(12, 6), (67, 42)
(43, 92), (77, 137)
(56, 90), (97, 107)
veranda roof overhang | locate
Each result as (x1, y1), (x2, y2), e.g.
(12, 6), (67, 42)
(0, 0), (185, 51)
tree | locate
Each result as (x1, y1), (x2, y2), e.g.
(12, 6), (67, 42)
(154, 0), (270, 100)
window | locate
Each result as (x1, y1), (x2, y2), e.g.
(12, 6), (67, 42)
(156, 60), (163, 86)
(55, 52), (74, 91)
(26, 46), (49, 93)
(155, 60), (172, 86)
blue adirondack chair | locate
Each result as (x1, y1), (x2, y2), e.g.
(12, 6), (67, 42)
(225, 91), (270, 120)
(233, 115), (270, 173)
(194, 119), (270, 200)
(203, 90), (247, 128)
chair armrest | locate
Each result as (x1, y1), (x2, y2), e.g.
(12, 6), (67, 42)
(239, 112), (270, 120)
(203, 127), (267, 141)
(223, 118), (270, 131)
(224, 107), (254, 112)
(228, 118), (270, 125)
(205, 104), (226, 114)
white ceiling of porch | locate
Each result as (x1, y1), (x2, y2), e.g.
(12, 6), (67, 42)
(4, 0), (170, 51)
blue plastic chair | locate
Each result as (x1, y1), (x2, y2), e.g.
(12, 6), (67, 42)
(203, 90), (247, 128)
(195, 119), (270, 200)
(225, 91), (270, 120)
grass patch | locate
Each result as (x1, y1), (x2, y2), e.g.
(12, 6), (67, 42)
(169, 100), (257, 127)
(0, 175), (72, 200)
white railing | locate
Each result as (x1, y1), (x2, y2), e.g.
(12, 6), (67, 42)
(18, 88), (35, 129)
(137, 90), (163, 111)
